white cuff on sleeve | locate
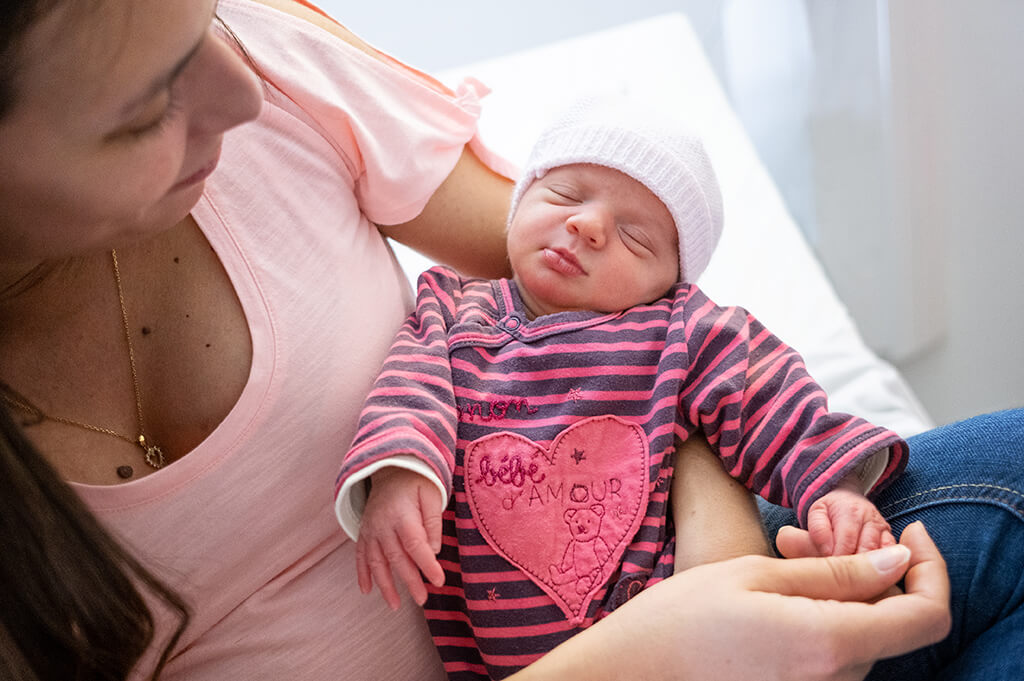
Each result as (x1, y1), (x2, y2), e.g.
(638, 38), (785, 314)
(334, 455), (448, 541)
(852, 448), (890, 495)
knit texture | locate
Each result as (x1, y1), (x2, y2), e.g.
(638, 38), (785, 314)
(508, 98), (724, 282)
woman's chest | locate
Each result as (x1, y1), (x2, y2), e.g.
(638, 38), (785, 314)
(124, 217), (252, 459)
(0, 218), (251, 484)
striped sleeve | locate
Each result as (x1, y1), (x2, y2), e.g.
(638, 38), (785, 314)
(334, 267), (465, 519)
(677, 287), (908, 526)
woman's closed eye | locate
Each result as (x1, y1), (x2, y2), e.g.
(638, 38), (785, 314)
(124, 97), (183, 140)
(108, 87), (184, 142)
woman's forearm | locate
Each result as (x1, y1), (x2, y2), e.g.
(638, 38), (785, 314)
(380, 146), (514, 279)
(507, 523), (950, 681)
(672, 434), (770, 571)
(504, 601), (683, 681)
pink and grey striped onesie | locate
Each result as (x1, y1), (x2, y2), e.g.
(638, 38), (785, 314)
(336, 265), (907, 680)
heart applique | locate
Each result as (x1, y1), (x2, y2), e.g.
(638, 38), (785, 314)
(464, 415), (650, 623)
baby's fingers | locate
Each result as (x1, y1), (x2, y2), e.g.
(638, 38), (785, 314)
(806, 504), (836, 556)
(831, 517), (862, 556)
(355, 538), (374, 594)
(422, 499), (444, 556)
(396, 516), (445, 590)
(383, 534), (431, 606)
(856, 517), (896, 553)
(881, 528), (897, 546)
(364, 537), (403, 610)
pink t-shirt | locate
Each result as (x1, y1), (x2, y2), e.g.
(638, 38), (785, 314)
(71, 1), (508, 677)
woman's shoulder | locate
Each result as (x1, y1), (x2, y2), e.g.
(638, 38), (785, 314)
(214, 0), (490, 227)
(236, 0), (388, 64)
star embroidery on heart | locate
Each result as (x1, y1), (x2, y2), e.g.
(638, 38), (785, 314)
(487, 588), (500, 602)
(567, 387), (583, 402)
(571, 448), (586, 464)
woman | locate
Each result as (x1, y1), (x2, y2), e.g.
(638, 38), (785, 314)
(2, 0), (507, 676)
(0, 0), (1016, 679)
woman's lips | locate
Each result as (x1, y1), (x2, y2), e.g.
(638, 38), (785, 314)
(542, 247), (586, 275)
(172, 149), (221, 190)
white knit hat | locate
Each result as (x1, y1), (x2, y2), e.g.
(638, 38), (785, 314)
(508, 98), (724, 282)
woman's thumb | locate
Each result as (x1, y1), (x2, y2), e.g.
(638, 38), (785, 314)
(751, 544), (911, 602)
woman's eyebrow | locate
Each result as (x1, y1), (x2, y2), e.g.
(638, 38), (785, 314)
(118, 35), (205, 117)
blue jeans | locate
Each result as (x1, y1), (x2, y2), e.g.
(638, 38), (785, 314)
(759, 409), (1024, 680)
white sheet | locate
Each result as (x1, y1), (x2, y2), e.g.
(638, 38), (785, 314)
(392, 12), (932, 437)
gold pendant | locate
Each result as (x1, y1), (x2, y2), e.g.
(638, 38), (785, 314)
(145, 445), (165, 469)
(137, 434), (166, 469)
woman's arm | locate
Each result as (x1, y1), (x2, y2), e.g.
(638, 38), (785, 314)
(252, 0), (515, 279)
(378, 146), (513, 279)
(508, 522), (951, 681)
(671, 434), (770, 571)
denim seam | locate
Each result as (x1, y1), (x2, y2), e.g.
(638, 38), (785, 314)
(879, 483), (1024, 520)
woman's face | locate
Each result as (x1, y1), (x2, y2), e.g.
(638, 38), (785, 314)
(0, 0), (263, 264)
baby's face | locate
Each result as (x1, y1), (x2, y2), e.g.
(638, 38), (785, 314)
(508, 164), (679, 319)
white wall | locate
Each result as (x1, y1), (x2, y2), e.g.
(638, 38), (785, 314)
(886, 0), (1024, 424)
(313, 0), (1023, 425)
(323, 1), (727, 74)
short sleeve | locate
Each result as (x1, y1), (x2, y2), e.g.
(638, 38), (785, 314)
(216, 0), (514, 225)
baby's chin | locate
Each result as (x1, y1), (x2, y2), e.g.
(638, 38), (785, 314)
(515, 272), (676, 319)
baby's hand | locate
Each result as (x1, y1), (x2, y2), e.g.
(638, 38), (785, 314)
(355, 467), (445, 610)
(806, 479), (895, 556)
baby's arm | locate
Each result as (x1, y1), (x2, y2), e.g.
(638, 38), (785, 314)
(806, 467), (895, 556)
(672, 434), (771, 572)
(355, 467), (446, 610)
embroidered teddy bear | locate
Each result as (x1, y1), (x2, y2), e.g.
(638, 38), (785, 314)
(549, 504), (611, 594)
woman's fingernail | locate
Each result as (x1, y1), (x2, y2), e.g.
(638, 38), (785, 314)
(867, 544), (911, 572)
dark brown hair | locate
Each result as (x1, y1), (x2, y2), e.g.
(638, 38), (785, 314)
(0, 0), (62, 118)
(0, 404), (190, 680)
(0, 2), (267, 121)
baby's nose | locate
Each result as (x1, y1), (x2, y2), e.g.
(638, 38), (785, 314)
(566, 207), (611, 248)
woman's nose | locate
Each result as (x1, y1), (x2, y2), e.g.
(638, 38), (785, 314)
(185, 36), (263, 138)
(566, 207), (611, 249)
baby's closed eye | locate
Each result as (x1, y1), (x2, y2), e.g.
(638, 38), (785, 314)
(619, 224), (655, 254)
(546, 185), (583, 204)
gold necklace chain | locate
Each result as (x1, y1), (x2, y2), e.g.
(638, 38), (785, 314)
(0, 250), (165, 477)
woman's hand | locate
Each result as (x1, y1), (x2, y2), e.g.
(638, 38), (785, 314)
(510, 521), (950, 681)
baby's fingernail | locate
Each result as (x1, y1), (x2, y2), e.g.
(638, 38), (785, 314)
(867, 544), (910, 572)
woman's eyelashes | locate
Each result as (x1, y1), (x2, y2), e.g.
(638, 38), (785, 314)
(125, 94), (183, 139)
(110, 86), (185, 142)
